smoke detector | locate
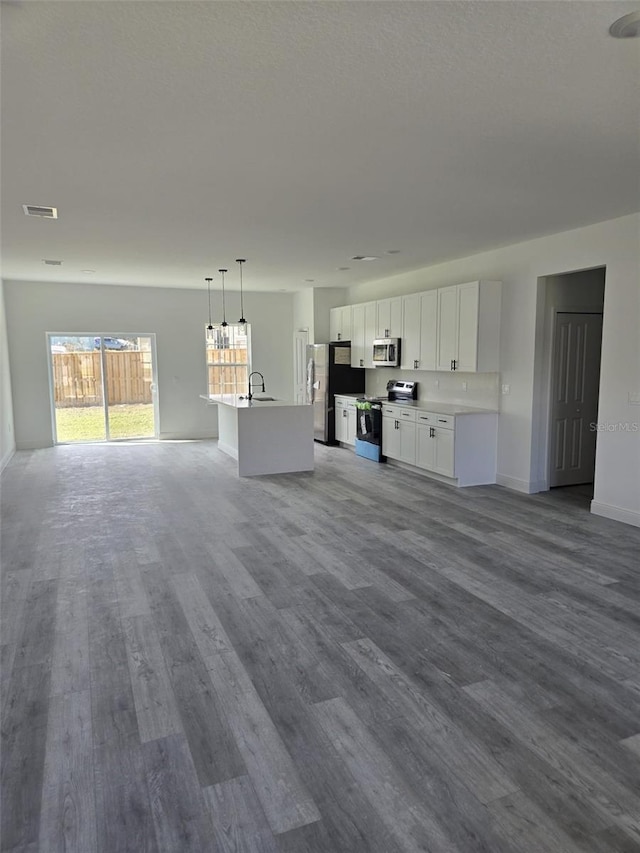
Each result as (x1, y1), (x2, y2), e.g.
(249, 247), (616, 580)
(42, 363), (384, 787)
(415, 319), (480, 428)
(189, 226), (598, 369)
(23, 204), (58, 218)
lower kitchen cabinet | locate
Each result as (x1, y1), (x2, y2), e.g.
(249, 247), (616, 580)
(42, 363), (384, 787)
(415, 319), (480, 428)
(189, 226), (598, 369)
(382, 406), (416, 465)
(335, 396), (357, 446)
(387, 408), (498, 486)
(416, 423), (454, 477)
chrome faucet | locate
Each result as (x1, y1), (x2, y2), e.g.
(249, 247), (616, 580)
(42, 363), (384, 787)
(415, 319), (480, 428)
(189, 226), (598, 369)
(246, 371), (265, 400)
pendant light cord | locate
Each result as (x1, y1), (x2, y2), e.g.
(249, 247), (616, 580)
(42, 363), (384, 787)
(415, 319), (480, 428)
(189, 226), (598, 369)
(219, 269), (228, 326)
(205, 277), (213, 329)
(236, 259), (246, 324)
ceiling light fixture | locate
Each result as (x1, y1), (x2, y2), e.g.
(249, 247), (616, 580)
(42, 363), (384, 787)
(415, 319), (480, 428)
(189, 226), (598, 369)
(609, 10), (640, 37)
(205, 277), (214, 332)
(351, 255), (379, 261)
(219, 268), (228, 327)
(236, 259), (247, 324)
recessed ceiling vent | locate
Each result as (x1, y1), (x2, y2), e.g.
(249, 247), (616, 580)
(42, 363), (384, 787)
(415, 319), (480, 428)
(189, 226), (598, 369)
(23, 205), (58, 218)
(43, 259), (63, 265)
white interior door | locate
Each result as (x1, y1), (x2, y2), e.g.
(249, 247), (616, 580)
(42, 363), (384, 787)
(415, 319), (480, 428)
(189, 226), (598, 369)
(293, 329), (309, 403)
(549, 312), (603, 487)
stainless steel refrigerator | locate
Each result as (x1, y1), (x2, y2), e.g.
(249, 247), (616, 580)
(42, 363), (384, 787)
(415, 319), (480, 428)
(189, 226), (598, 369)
(306, 343), (365, 443)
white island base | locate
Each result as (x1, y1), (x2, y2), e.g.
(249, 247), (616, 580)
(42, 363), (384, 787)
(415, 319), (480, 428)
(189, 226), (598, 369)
(202, 395), (314, 476)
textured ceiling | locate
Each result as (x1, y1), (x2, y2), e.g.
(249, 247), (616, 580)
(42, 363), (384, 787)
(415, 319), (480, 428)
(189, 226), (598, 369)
(1, 0), (639, 293)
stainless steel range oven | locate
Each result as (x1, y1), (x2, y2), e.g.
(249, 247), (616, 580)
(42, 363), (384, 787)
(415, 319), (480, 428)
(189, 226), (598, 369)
(355, 380), (418, 462)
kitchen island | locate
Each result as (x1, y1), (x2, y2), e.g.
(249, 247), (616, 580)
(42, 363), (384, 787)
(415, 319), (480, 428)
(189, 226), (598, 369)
(201, 394), (314, 476)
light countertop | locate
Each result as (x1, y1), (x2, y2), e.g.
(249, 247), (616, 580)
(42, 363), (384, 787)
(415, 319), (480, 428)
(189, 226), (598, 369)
(334, 393), (497, 416)
(200, 394), (307, 409)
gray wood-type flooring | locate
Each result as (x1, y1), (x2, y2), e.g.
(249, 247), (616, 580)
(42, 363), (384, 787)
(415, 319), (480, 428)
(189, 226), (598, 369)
(2, 440), (640, 852)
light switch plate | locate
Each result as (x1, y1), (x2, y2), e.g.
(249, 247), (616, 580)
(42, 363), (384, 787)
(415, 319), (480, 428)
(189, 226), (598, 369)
(629, 391), (640, 405)
(502, 384), (510, 395)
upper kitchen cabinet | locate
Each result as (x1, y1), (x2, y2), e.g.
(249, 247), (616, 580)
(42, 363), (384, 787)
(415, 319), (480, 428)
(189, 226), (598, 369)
(375, 297), (402, 339)
(401, 290), (438, 371)
(435, 280), (502, 372)
(329, 305), (352, 342)
(351, 301), (377, 368)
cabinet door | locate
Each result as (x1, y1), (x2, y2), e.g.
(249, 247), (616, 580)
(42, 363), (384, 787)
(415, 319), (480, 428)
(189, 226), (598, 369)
(433, 428), (455, 477)
(419, 289), (438, 371)
(416, 424), (436, 471)
(398, 421), (416, 465)
(401, 293), (421, 369)
(346, 405), (357, 446)
(335, 402), (348, 443)
(339, 305), (352, 342)
(351, 304), (366, 368)
(376, 297), (402, 338)
(330, 307), (341, 342)
(456, 282), (479, 372)
(382, 417), (401, 459)
(363, 302), (377, 369)
(436, 286), (459, 371)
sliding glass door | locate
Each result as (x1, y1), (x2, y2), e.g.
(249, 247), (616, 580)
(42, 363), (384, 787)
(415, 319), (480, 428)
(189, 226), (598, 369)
(48, 334), (158, 443)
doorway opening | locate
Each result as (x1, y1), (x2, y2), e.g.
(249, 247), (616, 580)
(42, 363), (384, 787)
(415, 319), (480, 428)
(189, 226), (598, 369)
(48, 334), (158, 443)
(534, 267), (605, 494)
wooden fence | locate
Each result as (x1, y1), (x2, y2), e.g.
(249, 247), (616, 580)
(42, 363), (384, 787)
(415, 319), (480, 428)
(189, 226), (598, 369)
(52, 351), (153, 407)
(207, 346), (249, 395)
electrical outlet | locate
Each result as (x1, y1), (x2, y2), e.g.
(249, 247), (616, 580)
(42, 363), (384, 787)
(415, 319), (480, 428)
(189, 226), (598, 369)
(434, 379), (439, 389)
(462, 381), (468, 392)
(629, 391), (640, 406)
(502, 384), (510, 395)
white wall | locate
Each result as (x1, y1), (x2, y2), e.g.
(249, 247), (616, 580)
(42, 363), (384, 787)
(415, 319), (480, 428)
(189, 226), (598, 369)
(347, 213), (640, 527)
(0, 280), (16, 470)
(3, 281), (293, 449)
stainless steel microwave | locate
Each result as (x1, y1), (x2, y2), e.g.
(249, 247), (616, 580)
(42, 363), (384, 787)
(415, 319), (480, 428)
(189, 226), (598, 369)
(372, 338), (400, 367)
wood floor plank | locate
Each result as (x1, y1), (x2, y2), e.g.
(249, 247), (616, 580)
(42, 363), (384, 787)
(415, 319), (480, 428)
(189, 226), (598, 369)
(121, 614), (182, 744)
(206, 649), (321, 835)
(311, 696), (457, 853)
(142, 733), (214, 853)
(0, 663), (50, 851)
(38, 689), (96, 853)
(203, 775), (279, 853)
(93, 730), (158, 853)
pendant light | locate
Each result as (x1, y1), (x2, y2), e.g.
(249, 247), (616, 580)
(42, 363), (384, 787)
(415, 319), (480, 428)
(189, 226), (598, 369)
(205, 277), (214, 332)
(219, 268), (228, 327)
(236, 258), (247, 324)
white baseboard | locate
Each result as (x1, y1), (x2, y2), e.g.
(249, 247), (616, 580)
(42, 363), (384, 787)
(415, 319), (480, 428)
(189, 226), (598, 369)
(496, 473), (538, 494)
(590, 500), (640, 528)
(0, 445), (15, 473)
(15, 440), (53, 450)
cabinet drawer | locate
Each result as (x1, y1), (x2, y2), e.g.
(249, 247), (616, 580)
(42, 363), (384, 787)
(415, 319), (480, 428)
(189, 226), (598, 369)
(382, 405), (401, 419)
(398, 408), (417, 422)
(416, 411), (454, 429)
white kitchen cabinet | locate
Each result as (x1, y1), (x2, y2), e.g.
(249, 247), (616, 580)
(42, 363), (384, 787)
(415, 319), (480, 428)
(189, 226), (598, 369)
(330, 305), (352, 342)
(376, 297), (402, 339)
(401, 290), (438, 371)
(382, 405), (416, 465)
(382, 404), (497, 485)
(435, 280), (501, 372)
(416, 415), (455, 478)
(351, 301), (377, 368)
(335, 396), (357, 446)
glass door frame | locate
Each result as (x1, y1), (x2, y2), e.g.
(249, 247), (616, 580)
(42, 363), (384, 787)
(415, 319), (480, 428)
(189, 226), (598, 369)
(47, 332), (160, 444)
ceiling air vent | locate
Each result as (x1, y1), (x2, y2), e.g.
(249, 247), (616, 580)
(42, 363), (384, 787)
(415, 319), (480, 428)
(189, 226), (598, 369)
(43, 259), (63, 265)
(351, 255), (378, 261)
(23, 205), (58, 218)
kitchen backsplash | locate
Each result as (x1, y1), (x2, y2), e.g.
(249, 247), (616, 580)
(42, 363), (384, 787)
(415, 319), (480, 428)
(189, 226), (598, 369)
(366, 368), (500, 410)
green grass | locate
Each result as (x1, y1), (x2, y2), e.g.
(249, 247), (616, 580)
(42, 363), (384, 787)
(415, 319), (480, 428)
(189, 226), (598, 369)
(55, 404), (155, 442)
